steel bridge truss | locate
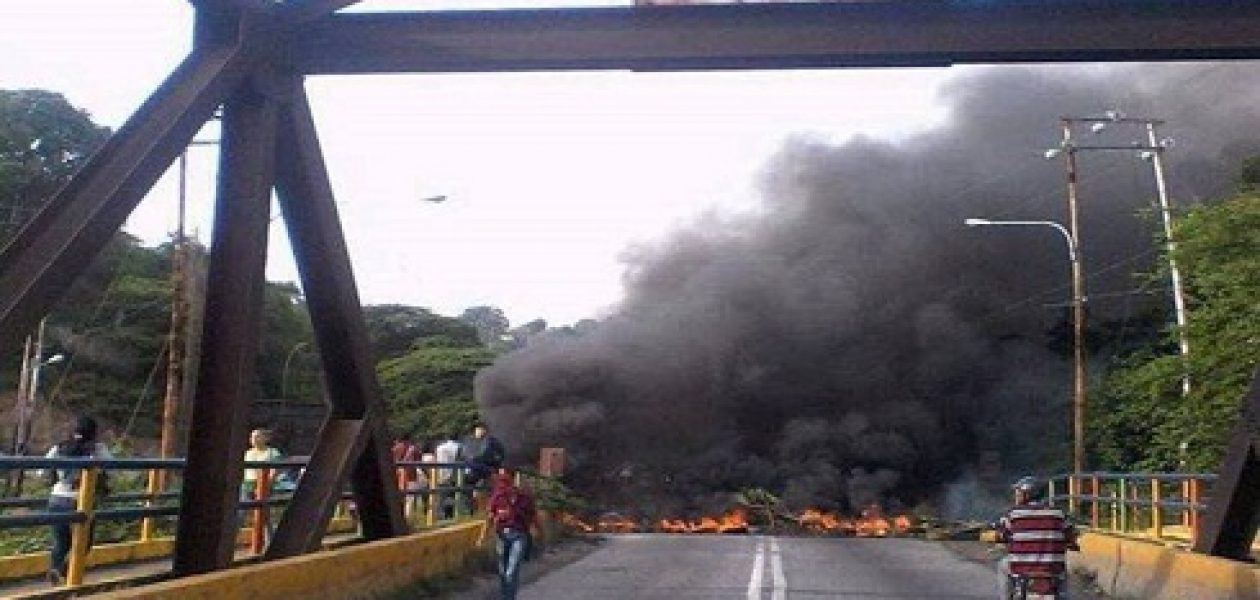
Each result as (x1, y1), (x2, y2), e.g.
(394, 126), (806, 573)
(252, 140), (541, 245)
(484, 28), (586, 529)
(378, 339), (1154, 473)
(1, 0), (1259, 573)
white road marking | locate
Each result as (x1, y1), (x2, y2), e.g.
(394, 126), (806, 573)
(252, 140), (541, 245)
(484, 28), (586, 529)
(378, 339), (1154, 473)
(747, 537), (766, 599)
(770, 537), (787, 600)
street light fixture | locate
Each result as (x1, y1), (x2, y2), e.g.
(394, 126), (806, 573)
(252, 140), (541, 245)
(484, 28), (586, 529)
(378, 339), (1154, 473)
(965, 217), (1087, 474)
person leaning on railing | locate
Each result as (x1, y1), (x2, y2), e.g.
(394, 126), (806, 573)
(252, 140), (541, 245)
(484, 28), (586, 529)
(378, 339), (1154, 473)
(42, 416), (112, 585)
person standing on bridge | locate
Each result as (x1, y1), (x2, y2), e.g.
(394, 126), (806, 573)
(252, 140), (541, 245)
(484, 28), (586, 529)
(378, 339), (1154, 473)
(241, 428), (282, 545)
(478, 468), (537, 600)
(996, 477), (1078, 599)
(434, 431), (463, 519)
(391, 433), (421, 517)
(462, 421), (506, 512)
(43, 415), (112, 585)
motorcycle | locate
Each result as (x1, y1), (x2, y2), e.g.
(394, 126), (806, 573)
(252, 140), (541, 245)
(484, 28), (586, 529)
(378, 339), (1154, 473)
(1005, 570), (1067, 600)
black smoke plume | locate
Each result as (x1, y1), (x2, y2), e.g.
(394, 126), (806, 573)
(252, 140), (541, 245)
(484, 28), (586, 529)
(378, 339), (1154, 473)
(476, 62), (1260, 516)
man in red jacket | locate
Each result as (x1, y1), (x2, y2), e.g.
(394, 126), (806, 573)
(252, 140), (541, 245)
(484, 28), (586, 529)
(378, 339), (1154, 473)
(478, 469), (537, 600)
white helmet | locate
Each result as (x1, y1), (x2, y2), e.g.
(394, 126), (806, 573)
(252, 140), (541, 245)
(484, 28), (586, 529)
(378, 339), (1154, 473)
(1013, 476), (1039, 498)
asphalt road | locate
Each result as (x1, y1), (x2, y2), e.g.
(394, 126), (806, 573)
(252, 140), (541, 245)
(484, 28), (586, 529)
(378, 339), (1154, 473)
(519, 534), (1001, 599)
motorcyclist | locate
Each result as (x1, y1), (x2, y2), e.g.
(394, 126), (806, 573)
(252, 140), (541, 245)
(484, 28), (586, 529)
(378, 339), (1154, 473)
(996, 477), (1078, 599)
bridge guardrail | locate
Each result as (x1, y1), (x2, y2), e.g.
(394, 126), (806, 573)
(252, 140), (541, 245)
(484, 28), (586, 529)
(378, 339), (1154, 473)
(1028, 471), (1217, 544)
(0, 456), (485, 587)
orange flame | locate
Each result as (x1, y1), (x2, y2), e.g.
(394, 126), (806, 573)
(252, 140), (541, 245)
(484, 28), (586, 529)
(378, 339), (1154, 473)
(657, 518), (691, 533)
(656, 508), (748, 534)
(596, 514), (639, 533)
(799, 508), (848, 532)
(718, 507), (749, 533)
(558, 512), (594, 533)
(797, 505), (914, 537)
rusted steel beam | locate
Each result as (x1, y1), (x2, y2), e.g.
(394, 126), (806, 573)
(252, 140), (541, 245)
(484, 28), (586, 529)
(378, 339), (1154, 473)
(1194, 367), (1260, 559)
(269, 418), (369, 556)
(0, 45), (248, 354)
(286, 0), (363, 22)
(172, 83), (279, 576)
(291, 1), (1260, 74)
(268, 85), (406, 556)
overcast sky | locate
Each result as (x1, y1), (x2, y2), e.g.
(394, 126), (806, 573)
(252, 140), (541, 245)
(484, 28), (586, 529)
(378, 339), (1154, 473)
(1, 0), (952, 326)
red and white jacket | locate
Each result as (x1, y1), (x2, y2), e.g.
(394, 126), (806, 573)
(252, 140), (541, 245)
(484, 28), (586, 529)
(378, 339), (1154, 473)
(997, 503), (1076, 575)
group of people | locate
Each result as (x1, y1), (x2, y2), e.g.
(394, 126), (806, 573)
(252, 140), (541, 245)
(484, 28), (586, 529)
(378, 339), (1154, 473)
(38, 415), (537, 599)
(392, 422), (539, 600)
(391, 421), (507, 519)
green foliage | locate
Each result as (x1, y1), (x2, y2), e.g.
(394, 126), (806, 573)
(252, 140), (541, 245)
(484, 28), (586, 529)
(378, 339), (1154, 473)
(459, 305), (510, 347)
(521, 473), (588, 513)
(1239, 155), (1260, 193)
(0, 89), (109, 246)
(365, 305), (480, 361)
(256, 282), (314, 400)
(378, 343), (495, 441)
(1091, 184), (1260, 472)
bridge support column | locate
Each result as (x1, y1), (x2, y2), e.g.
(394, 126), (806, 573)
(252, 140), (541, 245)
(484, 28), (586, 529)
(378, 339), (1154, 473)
(265, 83), (407, 558)
(1194, 366), (1260, 559)
(173, 78), (279, 574)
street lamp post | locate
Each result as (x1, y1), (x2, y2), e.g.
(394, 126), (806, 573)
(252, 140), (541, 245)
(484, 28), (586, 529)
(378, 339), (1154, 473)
(965, 218), (1087, 474)
(12, 318), (65, 455)
(282, 341), (312, 399)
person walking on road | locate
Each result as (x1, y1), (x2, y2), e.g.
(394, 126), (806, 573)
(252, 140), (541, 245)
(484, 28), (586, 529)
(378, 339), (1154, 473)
(44, 415), (112, 585)
(478, 468), (537, 600)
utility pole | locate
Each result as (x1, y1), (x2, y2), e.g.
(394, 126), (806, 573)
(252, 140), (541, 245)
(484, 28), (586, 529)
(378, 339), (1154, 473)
(1047, 113), (1194, 471)
(10, 318), (61, 494)
(1056, 120), (1089, 475)
(12, 334), (33, 455)
(157, 151), (191, 485)
(5, 334), (35, 496)
(1054, 113), (1191, 396)
(14, 318), (48, 457)
(1143, 120), (1192, 396)
(158, 135), (218, 477)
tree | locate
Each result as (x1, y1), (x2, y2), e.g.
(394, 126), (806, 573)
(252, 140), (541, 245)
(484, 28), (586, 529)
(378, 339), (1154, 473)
(1239, 155), (1260, 193)
(1090, 175), (1260, 471)
(459, 305), (510, 347)
(0, 89), (109, 246)
(376, 336), (495, 443)
(363, 305), (479, 361)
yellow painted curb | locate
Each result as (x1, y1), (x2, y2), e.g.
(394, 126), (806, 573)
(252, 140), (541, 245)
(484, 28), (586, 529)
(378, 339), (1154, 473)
(1071, 531), (1260, 600)
(0, 538), (175, 581)
(0, 517), (360, 582)
(91, 521), (488, 600)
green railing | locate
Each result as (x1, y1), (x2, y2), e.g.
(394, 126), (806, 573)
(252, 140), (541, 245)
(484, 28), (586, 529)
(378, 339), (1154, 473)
(1028, 472), (1216, 544)
(0, 456), (480, 587)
